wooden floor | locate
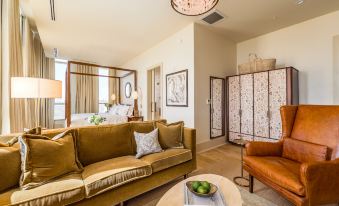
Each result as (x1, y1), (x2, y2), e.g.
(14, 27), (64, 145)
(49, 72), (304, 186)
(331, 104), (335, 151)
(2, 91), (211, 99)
(126, 144), (293, 206)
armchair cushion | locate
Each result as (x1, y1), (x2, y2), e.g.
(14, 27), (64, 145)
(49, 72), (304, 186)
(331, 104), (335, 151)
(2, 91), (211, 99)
(244, 156), (305, 196)
(245, 141), (282, 156)
(283, 138), (329, 163)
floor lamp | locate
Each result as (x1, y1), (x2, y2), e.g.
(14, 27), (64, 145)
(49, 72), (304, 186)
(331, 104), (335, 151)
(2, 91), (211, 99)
(11, 77), (62, 127)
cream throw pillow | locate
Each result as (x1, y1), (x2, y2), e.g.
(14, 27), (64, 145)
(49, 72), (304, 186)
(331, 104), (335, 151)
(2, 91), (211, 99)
(19, 130), (83, 189)
(134, 129), (163, 158)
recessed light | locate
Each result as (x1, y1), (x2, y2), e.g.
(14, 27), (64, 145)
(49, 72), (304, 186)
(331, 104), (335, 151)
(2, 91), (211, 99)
(296, 0), (304, 5)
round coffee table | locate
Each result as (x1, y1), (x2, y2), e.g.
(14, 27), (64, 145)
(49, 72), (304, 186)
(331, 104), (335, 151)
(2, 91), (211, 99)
(156, 174), (243, 206)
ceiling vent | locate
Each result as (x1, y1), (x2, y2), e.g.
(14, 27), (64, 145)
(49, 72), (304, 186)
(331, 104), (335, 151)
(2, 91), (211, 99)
(201, 10), (224, 24)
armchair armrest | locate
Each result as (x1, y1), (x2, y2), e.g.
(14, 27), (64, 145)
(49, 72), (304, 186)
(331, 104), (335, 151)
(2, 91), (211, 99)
(300, 159), (339, 205)
(245, 141), (283, 156)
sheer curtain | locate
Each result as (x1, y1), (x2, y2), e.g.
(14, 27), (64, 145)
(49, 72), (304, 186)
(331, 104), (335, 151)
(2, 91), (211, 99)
(108, 70), (119, 104)
(8, 0), (25, 133)
(22, 17), (55, 129)
(75, 65), (99, 113)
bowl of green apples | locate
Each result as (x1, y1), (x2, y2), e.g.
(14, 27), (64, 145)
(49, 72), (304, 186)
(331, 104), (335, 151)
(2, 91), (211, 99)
(186, 180), (218, 197)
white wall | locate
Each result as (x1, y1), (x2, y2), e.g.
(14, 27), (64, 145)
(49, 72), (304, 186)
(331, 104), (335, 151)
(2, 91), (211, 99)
(194, 24), (237, 145)
(122, 24), (195, 128)
(237, 11), (339, 104)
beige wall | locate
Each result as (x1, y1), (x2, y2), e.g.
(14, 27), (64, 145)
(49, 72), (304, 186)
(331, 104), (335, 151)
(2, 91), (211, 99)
(237, 11), (339, 104)
(334, 35), (339, 104)
(194, 24), (237, 145)
(122, 24), (195, 128)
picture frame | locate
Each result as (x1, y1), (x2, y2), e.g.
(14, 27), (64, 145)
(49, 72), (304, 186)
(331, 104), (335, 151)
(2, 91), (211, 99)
(166, 69), (188, 107)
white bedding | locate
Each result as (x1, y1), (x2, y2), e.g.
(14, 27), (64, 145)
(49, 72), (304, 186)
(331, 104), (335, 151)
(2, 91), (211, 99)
(70, 113), (128, 127)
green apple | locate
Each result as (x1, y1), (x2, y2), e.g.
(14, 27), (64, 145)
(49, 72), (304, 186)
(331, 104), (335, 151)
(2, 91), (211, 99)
(192, 181), (201, 192)
(197, 185), (208, 194)
(200, 181), (211, 192)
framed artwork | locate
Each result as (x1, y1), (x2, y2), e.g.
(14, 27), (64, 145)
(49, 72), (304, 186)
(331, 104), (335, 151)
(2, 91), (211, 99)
(166, 69), (188, 107)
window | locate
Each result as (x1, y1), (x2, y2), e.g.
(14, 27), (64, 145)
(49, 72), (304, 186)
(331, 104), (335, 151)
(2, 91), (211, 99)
(54, 60), (67, 120)
(98, 68), (109, 113)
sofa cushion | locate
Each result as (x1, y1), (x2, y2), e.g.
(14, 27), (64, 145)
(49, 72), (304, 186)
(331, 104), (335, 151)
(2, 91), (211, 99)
(77, 123), (134, 166)
(0, 145), (21, 192)
(0, 173), (85, 206)
(141, 148), (192, 173)
(134, 129), (163, 158)
(82, 156), (152, 197)
(283, 138), (329, 163)
(130, 120), (167, 153)
(244, 156), (305, 196)
(155, 121), (184, 149)
(19, 130), (83, 189)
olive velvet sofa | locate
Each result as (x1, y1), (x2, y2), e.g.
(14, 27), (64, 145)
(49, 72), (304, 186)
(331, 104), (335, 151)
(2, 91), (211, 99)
(0, 120), (196, 206)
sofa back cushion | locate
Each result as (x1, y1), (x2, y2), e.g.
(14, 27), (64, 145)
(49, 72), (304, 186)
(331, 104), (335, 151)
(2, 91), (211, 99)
(19, 130), (83, 189)
(282, 138), (329, 163)
(290, 105), (339, 159)
(77, 123), (133, 166)
(0, 145), (21, 192)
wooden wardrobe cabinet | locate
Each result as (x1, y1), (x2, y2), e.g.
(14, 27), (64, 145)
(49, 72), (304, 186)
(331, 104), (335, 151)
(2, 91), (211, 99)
(226, 67), (299, 143)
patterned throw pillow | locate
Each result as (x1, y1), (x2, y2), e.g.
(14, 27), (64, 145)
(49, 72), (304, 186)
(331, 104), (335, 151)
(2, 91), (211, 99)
(134, 129), (163, 158)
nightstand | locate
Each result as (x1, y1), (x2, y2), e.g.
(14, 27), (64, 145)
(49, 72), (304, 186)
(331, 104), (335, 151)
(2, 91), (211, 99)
(127, 116), (144, 122)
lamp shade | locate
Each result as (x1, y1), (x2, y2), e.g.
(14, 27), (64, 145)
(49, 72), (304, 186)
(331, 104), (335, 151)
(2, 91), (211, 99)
(111, 94), (116, 101)
(11, 77), (62, 99)
(132, 91), (138, 100)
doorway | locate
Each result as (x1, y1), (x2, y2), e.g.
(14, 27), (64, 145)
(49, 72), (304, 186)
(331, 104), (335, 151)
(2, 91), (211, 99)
(147, 66), (162, 120)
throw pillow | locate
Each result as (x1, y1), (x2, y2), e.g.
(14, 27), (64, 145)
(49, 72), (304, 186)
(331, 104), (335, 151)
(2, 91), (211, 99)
(155, 121), (184, 149)
(134, 128), (163, 158)
(6, 127), (42, 146)
(0, 145), (21, 192)
(19, 129), (83, 189)
(282, 138), (329, 163)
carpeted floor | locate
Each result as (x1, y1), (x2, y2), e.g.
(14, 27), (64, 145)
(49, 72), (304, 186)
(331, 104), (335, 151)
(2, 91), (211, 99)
(126, 144), (293, 206)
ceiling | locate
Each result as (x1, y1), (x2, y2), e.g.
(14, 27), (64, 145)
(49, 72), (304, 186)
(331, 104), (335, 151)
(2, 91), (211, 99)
(21, 0), (339, 67)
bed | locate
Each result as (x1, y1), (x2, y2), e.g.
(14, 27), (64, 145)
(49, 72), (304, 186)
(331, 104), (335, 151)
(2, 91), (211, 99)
(70, 104), (134, 127)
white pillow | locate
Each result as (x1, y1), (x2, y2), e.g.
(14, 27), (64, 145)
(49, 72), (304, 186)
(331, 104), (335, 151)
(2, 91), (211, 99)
(118, 105), (129, 116)
(127, 106), (134, 116)
(109, 105), (118, 115)
(134, 129), (163, 158)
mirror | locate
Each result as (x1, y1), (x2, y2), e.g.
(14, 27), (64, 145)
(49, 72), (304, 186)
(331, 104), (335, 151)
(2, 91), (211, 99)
(125, 82), (132, 98)
(210, 77), (225, 139)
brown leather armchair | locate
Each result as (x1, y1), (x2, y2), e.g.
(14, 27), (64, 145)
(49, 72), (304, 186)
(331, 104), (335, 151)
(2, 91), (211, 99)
(243, 105), (339, 206)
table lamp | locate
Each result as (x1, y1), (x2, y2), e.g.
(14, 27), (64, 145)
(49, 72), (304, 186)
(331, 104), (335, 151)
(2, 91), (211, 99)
(132, 91), (139, 117)
(11, 77), (62, 127)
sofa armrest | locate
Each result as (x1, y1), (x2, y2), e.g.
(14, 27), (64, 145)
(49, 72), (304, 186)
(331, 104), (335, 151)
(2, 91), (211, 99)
(245, 141), (283, 156)
(183, 128), (196, 166)
(300, 159), (339, 205)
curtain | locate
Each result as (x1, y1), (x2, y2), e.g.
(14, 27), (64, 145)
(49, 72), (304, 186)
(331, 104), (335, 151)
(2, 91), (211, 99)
(75, 65), (99, 113)
(108, 69), (118, 104)
(40, 58), (55, 129)
(8, 0), (25, 133)
(22, 17), (55, 129)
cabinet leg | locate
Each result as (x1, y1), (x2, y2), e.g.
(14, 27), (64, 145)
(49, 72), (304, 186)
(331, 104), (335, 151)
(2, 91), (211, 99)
(119, 202), (125, 206)
(249, 175), (254, 193)
(184, 174), (188, 179)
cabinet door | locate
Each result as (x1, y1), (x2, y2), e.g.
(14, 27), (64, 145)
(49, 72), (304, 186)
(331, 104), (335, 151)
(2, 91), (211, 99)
(269, 69), (287, 140)
(240, 74), (253, 140)
(254, 72), (269, 138)
(228, 76), (240, 135)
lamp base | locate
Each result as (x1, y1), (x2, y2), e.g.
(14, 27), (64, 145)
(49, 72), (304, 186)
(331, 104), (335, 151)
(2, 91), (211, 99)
(233, 176), (250, 187)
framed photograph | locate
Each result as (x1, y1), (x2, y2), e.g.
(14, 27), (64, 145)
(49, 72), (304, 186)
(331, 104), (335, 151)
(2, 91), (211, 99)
(166, 69), (188, 107)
